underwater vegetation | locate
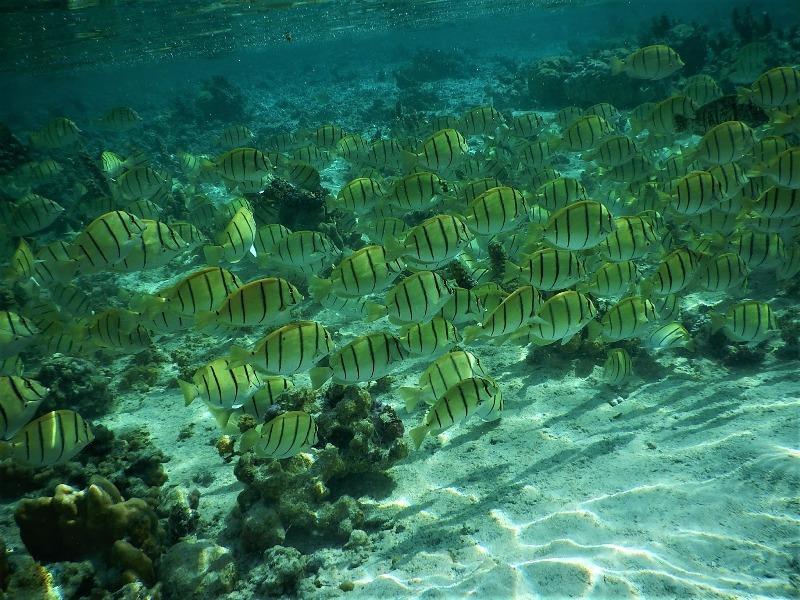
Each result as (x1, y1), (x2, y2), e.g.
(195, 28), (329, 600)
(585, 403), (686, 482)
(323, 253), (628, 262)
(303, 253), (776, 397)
(0, 2), (799, 597)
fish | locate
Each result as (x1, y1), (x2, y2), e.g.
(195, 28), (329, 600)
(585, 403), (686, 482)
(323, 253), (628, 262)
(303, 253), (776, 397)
(0, 376), (48, 440)
(602, 348), (632, 384)
(411, 128), (470, 174)
(748, 148), (800, 189)
(169, 221), (207, 249)
(464, 186), (528, 235)
(310, 245), (405, 300)
(541, 200), (616, 250)
(310, 124), (346, 148)
(178, 358), (263, 409)
(671, 170), (724, 215)
(508, 290), (597, 346)
(203, 207), (257, 264)
(675, 95), (768, 134)
(516, 138), (559, 170)
(642, 247), (701, 296)
(556, 106), (583, 128)
(711, 301), (778, 344)
(384, 214), (472, 265)
(96, 106), (141, 131)
(582, 135), (638, 168)
(611, 45), (684, 80)
(752, 186), (800, 218)
(309, 331), (407, 389)
(535, 177), (588, 212)
(738, 66), (800, 108)
(682, 74), (723, 106)
(0, 409), (93, 466)
(216, 148), (273, 182)
(263, 230), (339, 274)
(384, 171), (446, 212)
(336, 134), (370, 162)
(115, 220), (188, 271)
(643, 322), (693, 350)
(707, 162), (749, 201)
(776, 243), (800, 280)
(132, 266), (243, 317)
(510, 112), (546, 138)
(229, 320), (333, 375)
(290, 144), (331, 169)
(437, 287), (484, 325)
(364, 139), (407, 170)
(29, 117), (81, 148)
(219, 125), (254, 148)
(598, 216), (659, 262)
(254, 223), (292, 255)
(730, 230), (785, 269)
(49, 283), (94, 317)
(8, 194), (65, 235)
(115, 166), (169, 201)
(401, 317), (461, 357)
(688, 121), (756, 165)
(589, 296), (658, 342)
(239, 411), (318, 459)
(196, 277), (303, 328)
(382, 270), (454, 325)
(560, 115), (614, 151)
(359, 217), (408, 245)
(409, 376), (502, 449)
(67, 209), (146, 273)
(0, 356), (23, 377)
(6, 238), (36, 283)
(462, 285), (543, 342)
(579, 260), (638, 297)
(86, 309), (152, 351)
(0, 311), (39, 358)
(642, 95), (698, 135)
(330, 177), (384, 214)
(504, 248), (585, 291)
(399, 350), (488, 412)
(750, 136), (790, 168)
(696, 252), (749, 291)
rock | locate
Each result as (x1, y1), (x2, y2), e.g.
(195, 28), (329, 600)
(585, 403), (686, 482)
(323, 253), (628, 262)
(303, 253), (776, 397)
(344, 529), (370, 550)
(239, 504), (285, 553)
(254, 545), (307, 597)
(160, 539), (237, 599)
(158, 486), (200, 542)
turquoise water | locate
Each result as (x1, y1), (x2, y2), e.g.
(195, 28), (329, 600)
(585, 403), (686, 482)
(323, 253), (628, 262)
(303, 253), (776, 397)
(0, 1), (799, 598)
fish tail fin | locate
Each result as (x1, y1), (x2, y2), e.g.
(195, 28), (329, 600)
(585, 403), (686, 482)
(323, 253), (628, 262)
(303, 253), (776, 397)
(227, 345), (250, 369)
(736, 86), (753, 104)
(309, 366), (332, 390)
(745, 166), (763, 178)
(207, 406), (235, 432)
(178, 379), (198, 406)
(400, 150), (418, 174)
(0, 441), (10, 461)
(585, 320), (603, 340)
(709, 312), (725, 334)
(239, 426), (261, 454)
(610, 57), (626, 76)
(502, 262), (521, 284)
(194, 311), (217, 330)
(203, 244), (224, 264)
(399, 387), (420, 412)
(308, 276), (331, 302)
(129, 293), (165, 315)
(462, 325), (482, 344)
(365, 301), (388, 321)
(409, 424), (429, 450)
(382, 234), (405, 262)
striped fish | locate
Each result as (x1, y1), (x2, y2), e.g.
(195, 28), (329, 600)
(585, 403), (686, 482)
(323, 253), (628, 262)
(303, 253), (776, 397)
(331, 177), (384, 214)
(311, 124), (346, 148)
(777, 243), (800, 280)
(510, 112), (546, 138)
(254, 223), (292, 254)
(542, 200), (616, 250)
(504, 248), (585, 290)
(0, 410), (93, 466)
(582, 135), (638, 167)
(591, 296), (658, 341)
(0, 376), (48, 439)
(86, 309), (152, 351)
(0, 311), (39, 358)
(8, 194), (64, 236)
(457, 177), (505, 204)
(359, 217), (408, 245)
(309, 331), (407, 389)
(682, 74), (723, 106)
(49, 283), (93, 317)
(115, 220), (188, 271)
(711, 301), (778, 343)
(556, 106), (583, 128)
(385, 171), (446, 212)
(384, 214), (472, 265)
(516, 138), (559, 169)
(133, 266), (243, 317)
(641, 95), (697, 134)
(203, 207), (257, 264)
(580, 261), (638, 297)
(465, 187), (528, 235)
(67, 210), (146, 274)
(642, 248), (701, 295)
(414, 129), (470, 174)
(752, 186), (800, 218)
(671, 171), (724, 215)
(561, 115), (614, 151)
(383, 271), (454, 325)
(458, 106), (506, 136)
(409, 376), (502, 450)
(536, 177), (587, 212)
(310, 245), (404, 300)
(739, 66), (800, 108)
(239, 377), (294, 422)
(29, 117), (80, 148)
(115, 166), (167, 200)
(240, 411), (318, 459)
(399, 350), (488, 412)
(462, 285), (543, 342)
(750, 148), (800, 189)
(611, 44), (684, 80)
(178, 358), (263, 409)
(750, 136), (790, 168)
(336, 134), (370, 162)
(229, 321), (333, 375)
(196, 277), (303, 328)
(96, 106), (141, 131)
(365, 139), (407, 170)
(264, 230), (339, 275)
(219, 125), (254, 148)
(169, 221), (207, 249)
(290, 144), (331, 169)
(691, 121), (755, 165)
(653, 294), (681, 322)
(216, 147), (272, 182)
(697, 253), (749, 291)
(707, 162), (748, 201)
(438, 287), (484, 325)
(644, 322), (693, 350)
(603, 348), (633, 384)
(730, 230), (786, 269)
(6, 238), (36, 282)
(508, 290), (597, 346)
(401, 317), (461, 357)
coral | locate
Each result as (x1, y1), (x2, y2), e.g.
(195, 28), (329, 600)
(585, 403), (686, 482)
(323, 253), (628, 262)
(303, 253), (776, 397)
(160, 539), (237, 599)
(158, 486), (200, 543)
(250, 178), (328, 232)
(119, 347), (170, 392)
(195, 75), (248, 124)
(231, 384), (405, 555)
(487, 239), (508, 286)
(14, 476), (162, 588)
(253, 546), (308, 597)
(448, 258), (476, 289)
(36, 355), (112, 419)
(703, 330), (768, 368)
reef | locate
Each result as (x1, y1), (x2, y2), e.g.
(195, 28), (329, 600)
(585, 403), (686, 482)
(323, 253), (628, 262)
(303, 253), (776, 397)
(14, 477), (162, 588)
(194, 75), (249, 124)
(394, 48), (470, 111)
(231, 385), (405, 557)
(36, 355), (112, 418)
(160, 539), (237, 599)
(249, 178), (328, 232)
